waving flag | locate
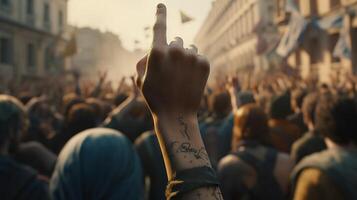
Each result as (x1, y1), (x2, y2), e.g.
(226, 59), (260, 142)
(276, 11), (307, 57)
(317, 14), (343, 30)
(333, 23), (352, 59)
(180, 10), (194, 24)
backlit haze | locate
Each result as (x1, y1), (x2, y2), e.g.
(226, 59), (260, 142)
(68, 0), (212, 51)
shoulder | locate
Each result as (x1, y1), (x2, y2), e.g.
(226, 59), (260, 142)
(134, 131), (155, 147)
(293, 168), (342, 200)
(218, 154), (254, 178)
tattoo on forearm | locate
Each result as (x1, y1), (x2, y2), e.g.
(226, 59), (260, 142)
(169, 141), (210, 166)
(178, 116), (190, 140)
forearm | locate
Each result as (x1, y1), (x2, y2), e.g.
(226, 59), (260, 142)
(228, 90), (238, 111)
(154, 113), (223, 200)
(103, 96), (136, 126)
(90, 81), (103, 97)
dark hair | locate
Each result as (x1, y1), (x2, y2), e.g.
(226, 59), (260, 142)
(315, 94), (357, 145)
(0, 95), (27, 148)
(232, 104), (269, 150)
(66, 103), (97, 137)
(302, 92), (319, 125)
(212, 92), (232, 118)
(62, 93), (84, 117)
(269, 92), (292, 119)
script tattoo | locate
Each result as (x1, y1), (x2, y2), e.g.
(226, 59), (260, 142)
(169, 141), (210, 166)
(178, 116), (190, 140)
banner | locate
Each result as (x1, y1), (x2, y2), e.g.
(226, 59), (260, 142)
(276, 12), (307, 57)
(333, 22), (352, 59)
(316, 14), (343, 30)
(180, 11), (194, 24)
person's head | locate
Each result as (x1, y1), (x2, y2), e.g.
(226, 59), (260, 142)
(291, 88), (307, 113)
(315, 94), (357, 146)
(269, 92), (292, 120)
(0, 95), (27, 153)
(50, 128), (143, 200)
(25, 97), (57, 141)
(210, 92), (232, 118)
(85, 98), (106, 124)
(301, 92), (319, 130)
(65, 103), (97, 137)
(232, 104), (269, 151)
(62, 93), (84, 117)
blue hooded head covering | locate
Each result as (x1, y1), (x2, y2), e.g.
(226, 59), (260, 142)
(50, 128), (144, 200)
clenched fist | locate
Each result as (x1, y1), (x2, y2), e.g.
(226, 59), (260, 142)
(136, 4), (210, 117)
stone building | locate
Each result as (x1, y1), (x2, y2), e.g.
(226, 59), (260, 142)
(194, 0), (276, 78)
(275, 0), (357, 82)
(0, 0), (70, 80)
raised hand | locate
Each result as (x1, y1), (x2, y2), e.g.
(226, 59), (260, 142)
(135, 4), (223, 200)
(98, 70), (108, 83)
(136, 4), (210, 117)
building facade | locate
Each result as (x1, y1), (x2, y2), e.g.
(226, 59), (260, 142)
(275, 0), (357, 82)
(0, 0), (69, 80)
(195, 0), (276, 79)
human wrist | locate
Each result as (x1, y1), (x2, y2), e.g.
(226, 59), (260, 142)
(153, 112), (211, 172)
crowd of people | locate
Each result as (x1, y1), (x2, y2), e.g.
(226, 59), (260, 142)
(1, 3), (357, 200)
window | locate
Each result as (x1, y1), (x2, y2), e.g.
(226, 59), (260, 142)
(43, 3), (51, 30)
(44, 3), (50, 23)
(0, 37), (12, 64)
(27, 43), (36, 68)
(0, 0), (10, 7)
(27, 0), (34, 15)
(58, 10), (63, 31)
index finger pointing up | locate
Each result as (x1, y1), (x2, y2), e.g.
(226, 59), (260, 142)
(153, 3), (167, 47)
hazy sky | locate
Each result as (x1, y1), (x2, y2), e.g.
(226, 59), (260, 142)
(68, 0), (212, 51)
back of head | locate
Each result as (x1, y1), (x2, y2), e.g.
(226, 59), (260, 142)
(211, 92), (232, 118)
(65, 103), (97, 137)
(269, 92), (292, 120)
(50, 128), (143, 200)
(315, 93), (357, 145)
(232, 104), (269, 150)
(0, 95), (27, 150)
(62, 93), (84, 117)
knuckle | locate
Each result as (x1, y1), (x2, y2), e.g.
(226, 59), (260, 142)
(168, 46), (184, 58)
